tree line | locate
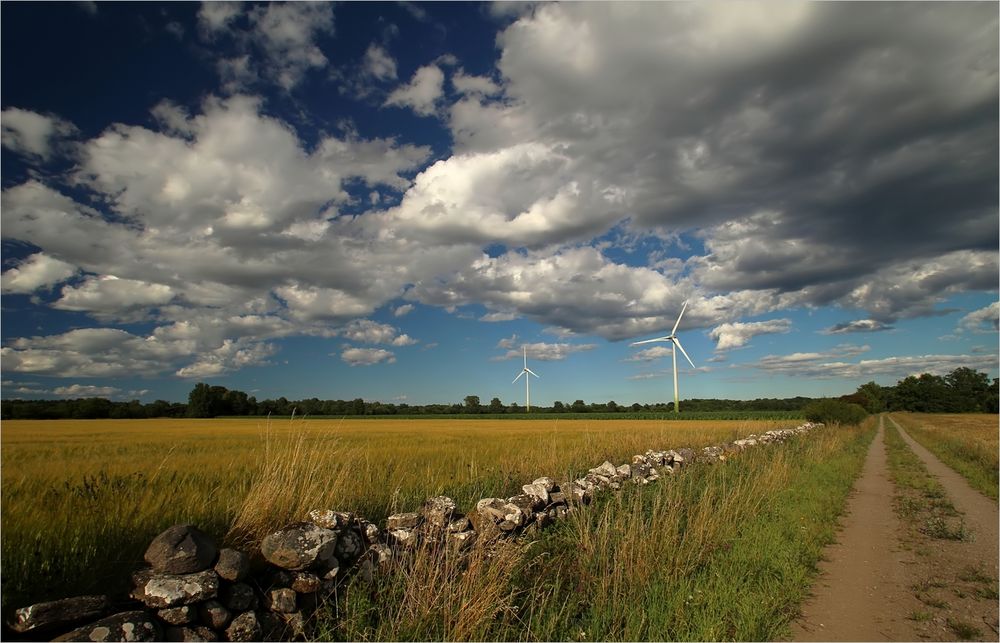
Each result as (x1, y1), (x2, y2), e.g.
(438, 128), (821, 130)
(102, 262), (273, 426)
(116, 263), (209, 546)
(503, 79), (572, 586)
(1, 367), (995, 419)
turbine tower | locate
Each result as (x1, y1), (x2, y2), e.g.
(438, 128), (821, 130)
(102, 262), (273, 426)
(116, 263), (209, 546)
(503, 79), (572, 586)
(512, 345), (540, 412)
(631, 300), (696, 413)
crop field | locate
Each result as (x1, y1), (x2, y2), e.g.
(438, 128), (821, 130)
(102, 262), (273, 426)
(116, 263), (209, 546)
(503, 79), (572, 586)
(1, 416), (795, 612)
(890, 413), (999, 501)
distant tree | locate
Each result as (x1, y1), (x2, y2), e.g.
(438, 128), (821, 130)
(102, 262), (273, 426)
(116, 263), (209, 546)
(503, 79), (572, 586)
(187, 383), (217, 418)
(489, 397), (504, 413)
(552, 400), (566, 413)
(463, 395), (481, 413)
(570, 399), (588, 413)
(607, 400), (619, 412)
(350, 398), (365, 415)
(945, 367), (991, 412)
(855, 381), (886, 413)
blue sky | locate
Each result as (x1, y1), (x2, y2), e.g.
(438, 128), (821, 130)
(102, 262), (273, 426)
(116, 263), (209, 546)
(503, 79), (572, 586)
(1, 2), (997, 405)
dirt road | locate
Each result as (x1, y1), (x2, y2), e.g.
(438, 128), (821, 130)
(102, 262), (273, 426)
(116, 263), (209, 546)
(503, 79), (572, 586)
(791, 417), (924, 641)
(791, 415), (1000, 641)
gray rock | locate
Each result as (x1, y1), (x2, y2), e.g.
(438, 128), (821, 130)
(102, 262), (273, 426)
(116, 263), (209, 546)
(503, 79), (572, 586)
(531, 476), (556, 492)
(53, 610), (160, 642)
(164, 625), (218, 642)
(221, 583), (256, 612)
(135, 570), (219, 608)
(548, 491), (567, 505)
(290, 571), (321, 593)
(388, 527), (420, 548)
(421, 496), (457, 529)
(307, 509), (354, 530)
(213, 548), (249, 582)
(676, 448), (694, 464)
(370, 543), (393, 565)
(521, 483), (549, 504)
(446, 530), (477, 550)
(9, 595), (110, 633)
(317, 557), (341, 580)
(590, 461), (618, 478)
(198, 600), (230, 630)
(385, 512), (421, 529)
(334, 528), (365, 563)
(475, 498), (525, 526)
(615, 464), (632, 479)
(265, 588), (297, 614)
(156, 605), (195, 626)
(355, 558), (376, 584)
(144, 525), (217, 575)
(224, 611), (261, 642)
(260, 522), (338, 571)
(507, 493), (542, 516)
(446, 516), (471, 532)
(360, 519), (380, 543)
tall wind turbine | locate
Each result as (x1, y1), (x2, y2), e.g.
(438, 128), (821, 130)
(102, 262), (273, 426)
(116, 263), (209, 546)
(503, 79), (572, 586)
(631, 300), (696, 413)
(512, 345), (540, 412)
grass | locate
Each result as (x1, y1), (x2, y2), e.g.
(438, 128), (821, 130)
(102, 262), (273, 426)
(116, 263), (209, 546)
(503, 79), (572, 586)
(890, 413), (998, 502)
(1, 416), (790, 613)
(883, 419), (970, 542)
(946, 617), (983, 640)
(323, 418), (877, 641)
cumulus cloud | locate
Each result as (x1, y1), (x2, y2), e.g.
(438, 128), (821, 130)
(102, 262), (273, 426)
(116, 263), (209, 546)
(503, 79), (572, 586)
(1, 107), (77, 160)
(1, 253), (78, 294)
(451, 70), (501, 96)
(340, 347), (395, 366)
(709, 319), (792, 351)
(823, 319), (894, 335)
(363, 44), (397, 80)
(492, 340), (597, 361)
(393, 304), (414, 317)
(385, 65), (445, 116)
(958, 302), (999, 333)
(53, 276), (174, 318)
(339, 319), (416, 345)
(747, 349), (996, 380)
(53, 384), (122, 397)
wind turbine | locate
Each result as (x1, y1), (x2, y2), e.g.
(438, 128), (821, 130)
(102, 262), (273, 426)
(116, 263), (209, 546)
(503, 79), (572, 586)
(631, 300), (696, 413)
(512, 345), (540, 412)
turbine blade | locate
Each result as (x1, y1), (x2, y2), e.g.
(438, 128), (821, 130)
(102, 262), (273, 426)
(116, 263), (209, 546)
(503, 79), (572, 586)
(513, 371), (525, 383)
(526, 368), (539, 378)
(673, 338), (695, 369)
(630, 336), (672, 346)
(523, 345), (527, 368)
(671, 300), (689, 336)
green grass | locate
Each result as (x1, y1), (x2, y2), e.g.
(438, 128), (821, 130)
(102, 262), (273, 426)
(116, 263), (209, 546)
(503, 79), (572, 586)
(891, 413), (998, 502)
(884, 419), (970, 542)
(946, 617), (983, 640)
(323, 419), (877, 641)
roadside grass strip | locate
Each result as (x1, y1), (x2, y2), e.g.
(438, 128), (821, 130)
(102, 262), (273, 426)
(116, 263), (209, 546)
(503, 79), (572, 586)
(891, 413), (999, 502)
(324, 421), (876, 641)
(884, 420), (971, 542)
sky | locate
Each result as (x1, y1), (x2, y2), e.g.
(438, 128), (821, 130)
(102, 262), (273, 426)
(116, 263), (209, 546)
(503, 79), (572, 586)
(1, 1), (998, 407)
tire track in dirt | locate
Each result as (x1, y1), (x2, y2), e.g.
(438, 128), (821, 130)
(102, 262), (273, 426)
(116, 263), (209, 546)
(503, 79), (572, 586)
(791, 417), (924, 641)
(888, 415), (999, 576)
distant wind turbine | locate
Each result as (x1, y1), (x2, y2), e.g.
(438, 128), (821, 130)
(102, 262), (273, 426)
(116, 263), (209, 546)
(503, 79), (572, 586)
(631, 300), (696, 413)
(512, 345), (540, 412)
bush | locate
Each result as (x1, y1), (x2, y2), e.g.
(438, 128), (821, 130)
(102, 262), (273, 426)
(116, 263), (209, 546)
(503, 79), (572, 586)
(803, 399), (868, 426)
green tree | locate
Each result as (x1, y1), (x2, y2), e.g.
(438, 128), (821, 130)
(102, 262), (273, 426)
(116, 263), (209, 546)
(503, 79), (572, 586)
(570, 399), (588, 413)
(489, 397), (504, 413)
(945, 367), (991, 412)
(552, 400), (565, 413)
(856, 381), (886, 413)
(463, 395), (481, 413)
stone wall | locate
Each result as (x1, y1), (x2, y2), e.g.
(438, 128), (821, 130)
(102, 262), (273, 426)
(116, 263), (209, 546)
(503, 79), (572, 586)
(7, 422), (822, 642)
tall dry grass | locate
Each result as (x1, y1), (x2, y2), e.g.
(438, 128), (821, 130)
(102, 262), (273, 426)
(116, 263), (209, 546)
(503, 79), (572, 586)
(1, 416), (788, 611)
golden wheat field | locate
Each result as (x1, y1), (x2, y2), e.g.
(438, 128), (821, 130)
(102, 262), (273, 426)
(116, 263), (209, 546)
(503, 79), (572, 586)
(0, 416), (793, 608)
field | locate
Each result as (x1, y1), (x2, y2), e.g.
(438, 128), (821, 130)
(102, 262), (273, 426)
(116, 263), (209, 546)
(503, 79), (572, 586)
(1, 416), (794, 613)
(890, 413), (999, 501)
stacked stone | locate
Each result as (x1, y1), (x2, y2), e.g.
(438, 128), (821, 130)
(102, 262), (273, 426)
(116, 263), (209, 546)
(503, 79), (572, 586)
(10, 422), (823, 643)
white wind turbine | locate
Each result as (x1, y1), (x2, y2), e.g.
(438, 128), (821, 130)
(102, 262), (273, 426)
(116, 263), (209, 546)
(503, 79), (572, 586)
(631, 300), (696, 413)
(512, 345), (540, 412)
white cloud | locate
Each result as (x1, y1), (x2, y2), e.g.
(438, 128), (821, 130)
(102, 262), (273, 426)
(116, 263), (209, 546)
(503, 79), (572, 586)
(53, 384), (122, 397)
(492, 341), (597, 361)
(53, 276), (174, 318)
(1, 107), (77, 160)
(958, 302), (999, 333)
(451, 70), (501, 96)
(748, 350), (996, 380)
(822, 319), (893, 335)
(340, 347), (396, 366)
(624, 346), (674, 362)
(385, 65), (445, 116)
(363, 44), (397, 80)
(197, 1), (242, 34)
(480, 311), (519, 322)
(393, 304), (414, 317)
(1, 253), (78, 294)
(339, 319), (415, 346)
(709, 319), (792, 351)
